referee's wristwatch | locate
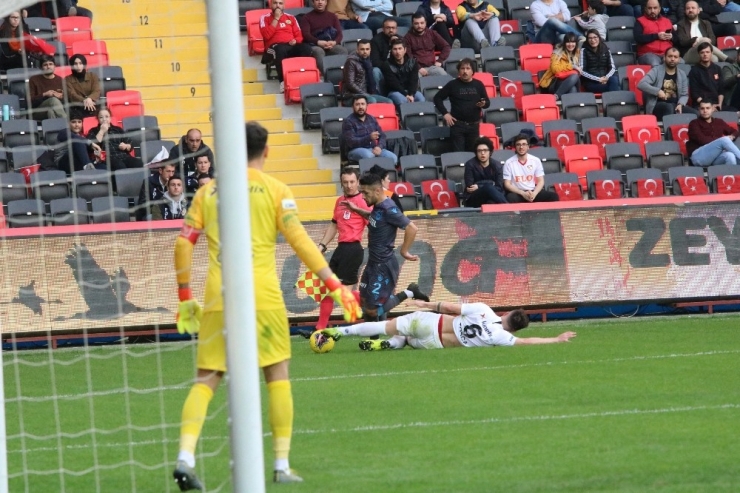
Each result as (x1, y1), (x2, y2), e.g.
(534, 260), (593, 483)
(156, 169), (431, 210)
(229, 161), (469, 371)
(319, 243), (327, 253)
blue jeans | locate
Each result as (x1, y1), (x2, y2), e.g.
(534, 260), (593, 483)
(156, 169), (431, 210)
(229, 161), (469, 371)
(388, 91), (425, 106)
(606, 3), (635, 16)
(347, 147), (398, 162)
(690, 136), (740, 166)
(551, 73), (580, 97)
(535, 18), (582, 44)
(364, 12), (410, 32)
(582, 73), (620, 93)
(465, 183), (508, 206)
(724, 2), (740, 11)
(340, 19), (367, 30)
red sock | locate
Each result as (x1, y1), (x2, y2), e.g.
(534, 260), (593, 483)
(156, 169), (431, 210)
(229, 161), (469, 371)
(316, 296), (335, 330)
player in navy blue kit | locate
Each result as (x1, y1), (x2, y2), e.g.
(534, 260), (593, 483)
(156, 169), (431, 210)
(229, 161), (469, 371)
(342, 173), (426, 322)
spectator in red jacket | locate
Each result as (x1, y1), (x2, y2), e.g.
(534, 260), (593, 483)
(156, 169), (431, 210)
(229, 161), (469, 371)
(403, 13), (451, 77)
(299, 0), (348, 73)
(635, 0), (675, 66)
(260, 0), (313, 92)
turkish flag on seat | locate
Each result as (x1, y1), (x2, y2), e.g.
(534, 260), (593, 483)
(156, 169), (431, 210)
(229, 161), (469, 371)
(676, 176), (709, 195)
(553, 182), (582, 201)
(593, 179), (621, 199)
(429, 190), (459, 209)
(635, 178), (664, 198)
(715, 174), (740, 194)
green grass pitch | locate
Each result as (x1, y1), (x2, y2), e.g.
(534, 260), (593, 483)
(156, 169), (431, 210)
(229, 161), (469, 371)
(4, 314), (740, 492)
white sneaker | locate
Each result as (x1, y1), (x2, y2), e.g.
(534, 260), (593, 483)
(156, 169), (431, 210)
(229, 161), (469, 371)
(274, 469), (303, 483)
(279, 81), (285, 93)
(480, 39), (491, 48)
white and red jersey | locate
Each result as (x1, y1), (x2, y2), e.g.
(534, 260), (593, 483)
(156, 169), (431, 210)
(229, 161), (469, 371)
(502, 154), (544, 192)
(333, 193), (370, 243)
(452, 303), (516, 347)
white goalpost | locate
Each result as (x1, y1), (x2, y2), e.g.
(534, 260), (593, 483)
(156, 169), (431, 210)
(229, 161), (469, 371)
(0, 0), (265, 490)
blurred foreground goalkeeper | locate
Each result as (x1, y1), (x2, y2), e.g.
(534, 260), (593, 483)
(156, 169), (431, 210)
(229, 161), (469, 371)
(173, 122), (361, 490)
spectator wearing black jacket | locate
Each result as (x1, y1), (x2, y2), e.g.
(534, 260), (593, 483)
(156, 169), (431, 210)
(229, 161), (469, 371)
(697, 0), (738, 37)
(433, 58), (490, 153)
(370, 17), (401, 91)
(136, 162), (175, 221)
(463, 137), (507, 207)
(168, 129), (215, 176)
(380, 40), (424, 106)
(416, 0), (458, 47)
(688, 42), (725, 109)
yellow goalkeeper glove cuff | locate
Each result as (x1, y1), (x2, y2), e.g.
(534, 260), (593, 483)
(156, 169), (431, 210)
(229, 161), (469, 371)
(177, 288), (202, 334)
(325, 275), (362, 323)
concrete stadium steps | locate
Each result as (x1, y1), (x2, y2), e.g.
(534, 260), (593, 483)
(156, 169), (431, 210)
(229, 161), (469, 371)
(138, 82), (266, 100)
(291, 184), (337, 198)
(87, 0), (337, 202)
(295, 197), (336, 221)
(270, 169), (332, 185)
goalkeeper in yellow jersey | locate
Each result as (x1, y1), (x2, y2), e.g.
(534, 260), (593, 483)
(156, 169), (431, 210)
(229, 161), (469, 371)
(172, 122), (361, 491)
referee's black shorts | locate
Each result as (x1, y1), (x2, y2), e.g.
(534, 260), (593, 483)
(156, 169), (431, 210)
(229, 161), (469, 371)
(329, 241), (364, 286)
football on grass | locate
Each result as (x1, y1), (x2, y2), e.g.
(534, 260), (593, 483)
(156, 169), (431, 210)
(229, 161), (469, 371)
(309, 331), (335, 354)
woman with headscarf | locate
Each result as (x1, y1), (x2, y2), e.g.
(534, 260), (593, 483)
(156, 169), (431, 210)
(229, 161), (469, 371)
(0, 11), (54, 72)
(87, 107), (143, 171)
(65, 54), (101, 114)
(538, 32), (581, 100)
(577, 29), (620, 93)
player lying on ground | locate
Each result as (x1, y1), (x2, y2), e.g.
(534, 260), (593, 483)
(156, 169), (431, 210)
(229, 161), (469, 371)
(321, 300), (576, 350)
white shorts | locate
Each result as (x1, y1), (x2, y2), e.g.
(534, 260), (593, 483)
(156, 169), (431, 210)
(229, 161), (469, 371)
(395, 311), (444, 350)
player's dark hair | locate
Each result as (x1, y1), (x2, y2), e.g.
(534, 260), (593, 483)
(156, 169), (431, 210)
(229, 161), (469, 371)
(340, 167), (360, 180)
(696, 41), (712, 53)
(367, 164), (390, 180)
(457, 58), (477, 73)
(246, 121), (268, 161)
(507, 309), (530, 332)
(474, 136), (493, 152)
(359, 172), (383, 188)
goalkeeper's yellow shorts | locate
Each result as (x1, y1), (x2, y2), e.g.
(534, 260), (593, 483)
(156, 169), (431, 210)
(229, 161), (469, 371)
(197, 309), (291, 372)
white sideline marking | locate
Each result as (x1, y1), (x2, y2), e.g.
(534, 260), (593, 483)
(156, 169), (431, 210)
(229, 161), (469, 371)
(292, 349), (740, 382)
(8, 403), (739, 455)
(8, 349), (739, 403)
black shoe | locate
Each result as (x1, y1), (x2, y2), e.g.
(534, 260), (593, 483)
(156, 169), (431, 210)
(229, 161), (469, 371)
(297, 328), (314, 339)
(173, 461), (203, 491)
(407, 283), (429, 302)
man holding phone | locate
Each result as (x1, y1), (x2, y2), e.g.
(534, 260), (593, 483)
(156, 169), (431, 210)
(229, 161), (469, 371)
(635, 0), (675, 66)
(433, 58), (490, 153)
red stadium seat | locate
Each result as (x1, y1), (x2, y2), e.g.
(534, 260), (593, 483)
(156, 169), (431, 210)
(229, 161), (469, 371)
(521, 94), (559, 139)
(246, 9), (270, 56)
(54, 65), (72, 78)
(717, 36), (740, 59)
(473, 72), (497, 98)
(546, 127), (578, 161)
(552, 182), (583, 201)
(478, 123), (500, 149)
(420, 179), (459, 210)
(634, 178), (665, 198)
(282, 57), (320, 104)
(71, 40), (109, 67)
(563, 144), (603, 188)
(499, 77), (523, 109)
(82, 116), (97, 135)
(106, 90), (144, 127)
(626, 65), (651, 106)
(667, 124), (689, 156)
(56, 16), (93, 57)
(675, 176), (709, 195)
(622, 114), (660, 157)
(366, 103), (399, 132)
(519, 44), (553, 84)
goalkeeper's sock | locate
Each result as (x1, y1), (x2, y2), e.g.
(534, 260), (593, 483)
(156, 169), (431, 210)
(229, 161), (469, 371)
(267, 380), (293, 471)
(339, 321), (386, 337)
(179, 382), (214, 464)
(316, 296), (335, 330)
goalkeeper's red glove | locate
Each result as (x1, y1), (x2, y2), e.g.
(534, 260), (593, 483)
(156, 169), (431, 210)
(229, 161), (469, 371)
(324, 275), (362, 323)
(177, 287), (202, 335)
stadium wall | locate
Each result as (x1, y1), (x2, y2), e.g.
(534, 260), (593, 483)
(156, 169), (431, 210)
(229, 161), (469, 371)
(2, 197), (740, 334)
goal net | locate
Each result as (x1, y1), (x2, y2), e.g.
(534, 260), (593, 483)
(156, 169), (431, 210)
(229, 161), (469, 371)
(0, 0), (243, 490)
